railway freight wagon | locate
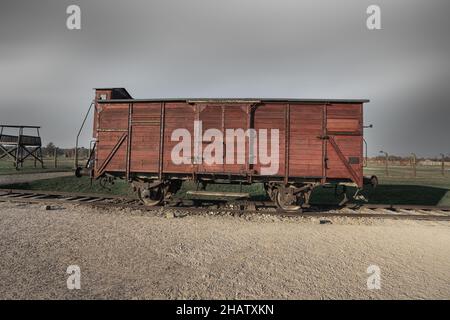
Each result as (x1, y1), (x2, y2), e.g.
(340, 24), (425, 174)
(76, 88), (374, 211)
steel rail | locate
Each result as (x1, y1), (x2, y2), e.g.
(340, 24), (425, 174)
(0, 188), (449, 221)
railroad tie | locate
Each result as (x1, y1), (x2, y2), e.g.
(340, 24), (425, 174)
(398, 209), (414, 215)
(84, 198), (105, 203)
(433, 210), (450, 216)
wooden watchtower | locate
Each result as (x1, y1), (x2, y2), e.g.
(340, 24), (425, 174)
(0, 125), (44, 169)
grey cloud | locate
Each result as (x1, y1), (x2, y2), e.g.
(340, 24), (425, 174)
(0, 0), (449, 156)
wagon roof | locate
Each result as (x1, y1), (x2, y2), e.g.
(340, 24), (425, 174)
(97, 98), (369, 104)
(94, 88), (369, 104)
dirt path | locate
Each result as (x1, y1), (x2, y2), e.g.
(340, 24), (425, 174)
(0, 172), (73, 186)
(0, 202), (449, 299)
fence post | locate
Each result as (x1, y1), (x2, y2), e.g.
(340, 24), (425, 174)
(54, 148), (57, 168)
(411, 153), (416, 177)
(380, 150), (389, 176)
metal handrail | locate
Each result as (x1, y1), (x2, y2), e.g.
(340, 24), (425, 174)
(363, 138), (368, 167)
(74, 101), (95, 168)
(362, 124), (372, 167)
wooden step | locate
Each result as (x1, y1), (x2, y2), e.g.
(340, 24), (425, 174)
(186, 191), (250, 198)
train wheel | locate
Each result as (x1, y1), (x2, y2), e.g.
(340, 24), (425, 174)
(137, 186), (164, 206)
(370, 175), (378, 188)
(275, 186), (303, 212)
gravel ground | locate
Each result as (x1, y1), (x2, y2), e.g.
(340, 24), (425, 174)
(0, 201), (449, 300)
(0, 172), (72, 186)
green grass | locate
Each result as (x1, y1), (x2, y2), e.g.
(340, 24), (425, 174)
(1, 165), (449, 206)
(0, 158), (75, 175)
(361, 165), (450, 206)
(309, 184), (449, 206)
(0, 176), (134, 196)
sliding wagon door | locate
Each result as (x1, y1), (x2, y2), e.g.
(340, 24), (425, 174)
(196, 103), (253, 174)
(288, 104), (324, 178)
(222, 105), (249, 174)
(129, 103), (161, 173)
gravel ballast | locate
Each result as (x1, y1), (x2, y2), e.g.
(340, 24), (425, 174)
(0, 201), (449, 299)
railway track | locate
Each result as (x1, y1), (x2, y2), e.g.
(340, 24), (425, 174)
(0, 188), (450, 221)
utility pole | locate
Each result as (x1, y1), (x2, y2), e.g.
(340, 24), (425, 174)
(441, 153), (445, 176)
(380, 150), (388, 176)
(411, 153), (416, 177)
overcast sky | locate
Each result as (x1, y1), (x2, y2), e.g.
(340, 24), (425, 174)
(1, 0), (449, 156)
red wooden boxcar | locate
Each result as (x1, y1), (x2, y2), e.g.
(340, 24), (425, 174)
(78, 88), (370, 210)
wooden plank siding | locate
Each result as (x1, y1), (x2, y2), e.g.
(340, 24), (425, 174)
(93, 94), (364, 187)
